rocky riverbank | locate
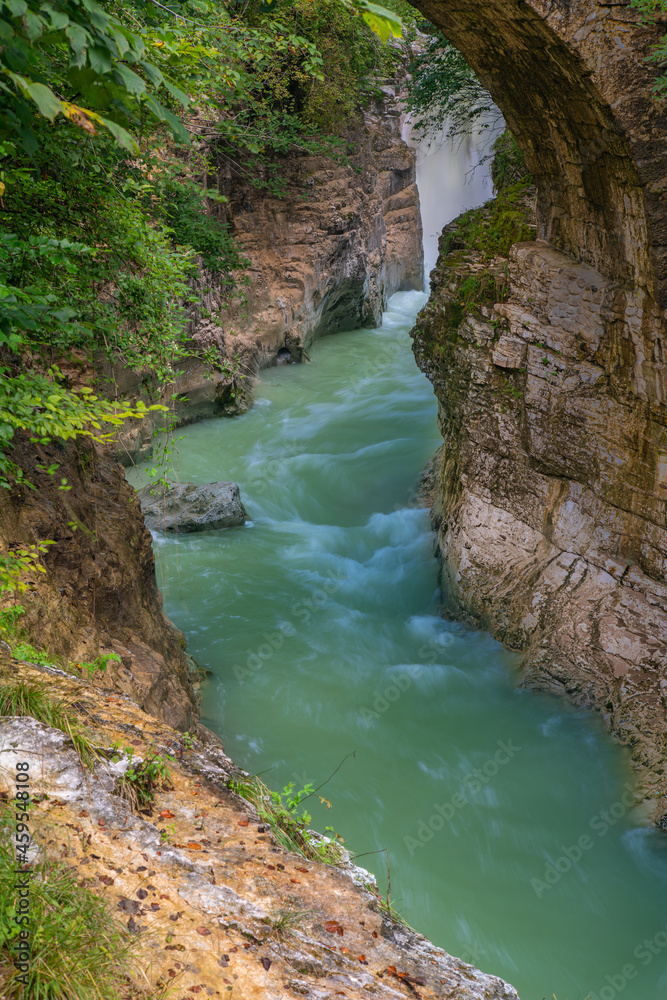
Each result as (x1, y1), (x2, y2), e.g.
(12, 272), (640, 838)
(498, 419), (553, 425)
(0, 657), (519, 1000)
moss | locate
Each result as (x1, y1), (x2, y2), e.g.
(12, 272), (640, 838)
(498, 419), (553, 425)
(443, 180), (536, 261)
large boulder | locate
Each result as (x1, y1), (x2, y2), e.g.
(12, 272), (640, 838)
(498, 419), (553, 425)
(139, 481), (248, 533)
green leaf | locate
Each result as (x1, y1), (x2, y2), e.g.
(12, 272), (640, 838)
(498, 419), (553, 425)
(97, 116), (138, 153)
(6, 0), (27, 15)
(140, 60), (164, 87)
(22, 81), (62, 121)
(22, 10), (43, 41)
(114, 63), (146, 96)
(145, 95), (189, 143)
(163, 78), (189, 108)
(88, 44), (112, 74)
(109, 25), (129, 58)
(65, 23), (88, 54)
(358, 2), (402, 42)
(86, 7), (110, 32)
(0, 18), (13, 41)
(47, 9), (69, 30)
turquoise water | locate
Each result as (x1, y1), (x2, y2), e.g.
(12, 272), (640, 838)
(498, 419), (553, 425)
(131, 292), (667, 999)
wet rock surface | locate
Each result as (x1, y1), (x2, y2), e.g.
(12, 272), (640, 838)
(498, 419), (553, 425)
(139, 482), (248, 533)
(0, 659), (519, 1000)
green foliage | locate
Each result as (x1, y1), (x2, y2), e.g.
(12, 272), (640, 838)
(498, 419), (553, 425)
(160, 179), (247, 276)
(443, 181), (535, 260)
(270, 780), (314, 828)
(491, 131), (531, 192)
(0, 802), (133, 999)
(407, 32), (500, 141)
(0, 148), (200, 375)
(114, 747), (174, 810)
(0, 543), (53, 592)
(0, 366), (166, 486)
(0, 678), (99, 767)
(0, 0), (402, 156)
(0, 369), (163, 446)
(0, 604), (24, 636)
(240, 0), (402, 137)
(0, 0), (181, 155)
(9, 642), (53, 666)
(76, 652), (122, 676)
(230, 775), (313, 856)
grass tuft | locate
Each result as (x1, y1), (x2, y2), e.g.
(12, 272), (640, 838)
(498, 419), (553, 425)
(0, 678), (100, 769)
(228, 775), (343, 864)
(229, 775), (316, 858)
(0, 804), (134, 999)
(114, 750), (173, 811)
(270, 906), (312, 939)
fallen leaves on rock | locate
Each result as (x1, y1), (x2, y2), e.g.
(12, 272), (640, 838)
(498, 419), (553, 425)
(118, 897), (140, 914)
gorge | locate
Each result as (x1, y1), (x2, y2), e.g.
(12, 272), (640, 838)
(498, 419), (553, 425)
(128, 133), (667, 1000)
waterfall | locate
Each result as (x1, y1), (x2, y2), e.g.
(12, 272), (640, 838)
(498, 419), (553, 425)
(402, 121), (495, 287)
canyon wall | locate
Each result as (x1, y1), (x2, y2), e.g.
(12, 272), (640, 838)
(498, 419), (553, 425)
(409, 0), (667, 822)
(120, 74), (423, 464)
(0, 435), (200, 731)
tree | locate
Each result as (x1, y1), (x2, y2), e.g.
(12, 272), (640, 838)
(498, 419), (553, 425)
(406, 32), (501, 143)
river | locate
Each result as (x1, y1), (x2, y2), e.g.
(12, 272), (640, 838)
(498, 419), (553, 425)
(129, 131), (667, 1000)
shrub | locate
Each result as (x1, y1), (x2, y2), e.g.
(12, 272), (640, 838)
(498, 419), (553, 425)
(114, 750), (174, 811)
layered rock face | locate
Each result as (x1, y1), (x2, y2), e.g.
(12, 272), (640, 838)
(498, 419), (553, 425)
(220, 84), (423, 357)
(409, 0), (667, 822)
(0, 436), (199, 731)
(121, 77), (423, 464)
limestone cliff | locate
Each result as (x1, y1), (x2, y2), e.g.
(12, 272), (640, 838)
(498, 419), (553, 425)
(121, 75), (423, 464)
(413, 198), (667, 825)
(220, 87), (423, 352)
(407, 0), (667, 825)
